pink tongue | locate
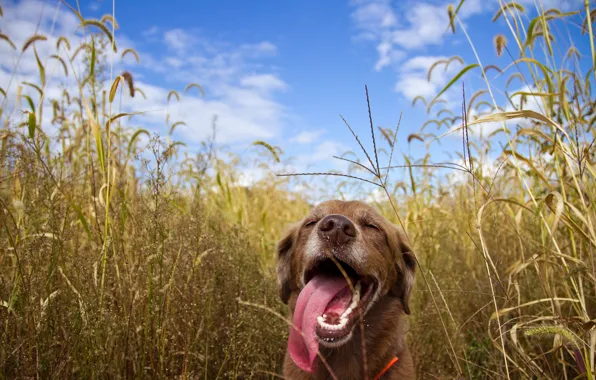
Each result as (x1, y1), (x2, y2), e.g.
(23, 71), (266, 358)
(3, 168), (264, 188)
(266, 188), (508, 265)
(288, 275), (350, 373)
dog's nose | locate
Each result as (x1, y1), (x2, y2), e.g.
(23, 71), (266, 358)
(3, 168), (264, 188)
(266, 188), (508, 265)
(318, 214), (356, 245)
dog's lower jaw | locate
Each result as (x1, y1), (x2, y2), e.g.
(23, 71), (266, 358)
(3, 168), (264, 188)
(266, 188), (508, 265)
(283, 296), (416, 380)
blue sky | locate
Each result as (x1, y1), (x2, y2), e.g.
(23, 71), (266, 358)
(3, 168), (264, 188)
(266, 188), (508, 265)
(0, 0), (590, 193)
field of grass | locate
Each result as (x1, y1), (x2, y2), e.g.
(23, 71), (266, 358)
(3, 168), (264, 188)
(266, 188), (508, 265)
(1, 1), (595, 379)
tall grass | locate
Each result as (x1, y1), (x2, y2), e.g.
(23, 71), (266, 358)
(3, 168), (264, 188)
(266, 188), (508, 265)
(289, 1), (594, 378)
(0, 1), (595, 379)
(280, 1), (595, 378)
(405, 2), (596, 378)
(0, 5), (310, 379)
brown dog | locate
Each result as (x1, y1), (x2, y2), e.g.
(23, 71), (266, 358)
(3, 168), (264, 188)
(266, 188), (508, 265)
(276, 200), (416, 380)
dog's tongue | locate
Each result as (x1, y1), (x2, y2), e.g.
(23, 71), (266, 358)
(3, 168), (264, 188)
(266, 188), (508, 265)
(288, 275), (350, 373)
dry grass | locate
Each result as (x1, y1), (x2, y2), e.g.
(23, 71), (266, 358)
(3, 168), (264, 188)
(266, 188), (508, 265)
(1, 1), (595, 379)
(0, 5), (309, 379)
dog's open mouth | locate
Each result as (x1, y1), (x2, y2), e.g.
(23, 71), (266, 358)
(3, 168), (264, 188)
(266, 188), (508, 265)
(304, 259), (377, 346)
(287, 257), (378, 373)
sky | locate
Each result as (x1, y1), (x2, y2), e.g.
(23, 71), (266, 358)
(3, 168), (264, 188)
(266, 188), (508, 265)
(0, 0), (590, 193)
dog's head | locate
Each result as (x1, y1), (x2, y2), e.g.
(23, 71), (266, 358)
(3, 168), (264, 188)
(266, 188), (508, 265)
(276, 200), (416, 372)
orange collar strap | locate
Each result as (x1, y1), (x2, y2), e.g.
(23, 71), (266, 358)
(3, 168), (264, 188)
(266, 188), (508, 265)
(373, 356), (398, 380)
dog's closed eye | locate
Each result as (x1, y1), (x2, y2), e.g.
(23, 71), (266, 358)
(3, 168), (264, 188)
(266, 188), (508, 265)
(304, 219), (318, 228)
(363, 223), (380, 231)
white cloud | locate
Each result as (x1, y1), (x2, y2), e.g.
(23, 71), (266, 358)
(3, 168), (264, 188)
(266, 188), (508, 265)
(390, 3), (451, 50)
(394, 55), (463, 101)
(516, 0), (582, 11)
(309, 140), (348, 163)
(240, 74), (287, 92)
(164, 57), (184, 69)
(351, 0), (396, 38)
(0, 1), (87, 136)
(241, 41), (277, 56)
(401, 56), (447, 72)
(284, 140), (350, 174)
(349, 0), (487, 103)
(290, 130), (324, 144)
(0, 0), (290, 148)
(396, 76), (439, 100)
(350, 0), (583, 94)
(142, 26), (160, 38)
(375, 41), (404, 71)
(122, 81), (282, 144)
(349, 0), (586, 153)
(163, 28), (198, 52)
(350, 0), (484, 71)
(351, 0), (583, 70)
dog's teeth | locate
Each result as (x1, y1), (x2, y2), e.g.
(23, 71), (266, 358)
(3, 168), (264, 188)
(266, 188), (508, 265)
(317, 316), (349, 331)
(317, 282), (364, 331)
(339, 282), (362, 319)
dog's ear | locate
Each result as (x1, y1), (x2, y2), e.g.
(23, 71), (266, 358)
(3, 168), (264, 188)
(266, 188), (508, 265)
(276, 223), (298, 304)
(390, 226), (417, 314)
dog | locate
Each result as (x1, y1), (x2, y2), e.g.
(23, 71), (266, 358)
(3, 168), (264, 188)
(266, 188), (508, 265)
(276, 200), (417, 379)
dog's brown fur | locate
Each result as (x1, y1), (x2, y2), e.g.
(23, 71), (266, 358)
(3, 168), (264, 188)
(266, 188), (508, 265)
(276, 200), (416, 380)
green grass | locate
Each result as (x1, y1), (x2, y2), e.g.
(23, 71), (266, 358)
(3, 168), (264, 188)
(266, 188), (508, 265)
(1, 1), (595, 379)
